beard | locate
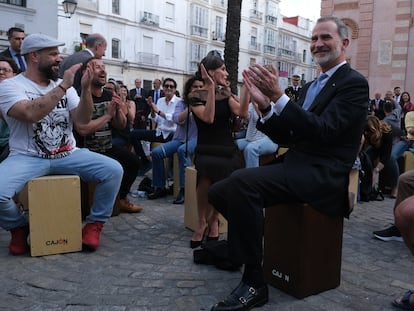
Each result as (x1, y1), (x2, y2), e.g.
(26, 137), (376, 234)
(312, 44), (342, 68)
(39, 62), (59, 81)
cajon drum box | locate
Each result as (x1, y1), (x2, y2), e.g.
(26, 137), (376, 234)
(404, 151), (414, 172)
(263, 203), (343, 298)
(184, 166), (227, 233)
(20, 175), (82, 256)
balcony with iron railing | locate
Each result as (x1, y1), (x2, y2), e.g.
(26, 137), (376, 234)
(189, 60), (201, 72)
(250, 9), (263, 22)
(265, 15), (277, 26)
(278, 48), (302, 61)
(249, 41), (261, 53)
(264, 44), (276, 55)
(140, 11), (159, 27)
(190, 25), (208, 38)
(136, 52), (159, 66)
(212, 0), (227, 10)
(212, 31), (225, 42)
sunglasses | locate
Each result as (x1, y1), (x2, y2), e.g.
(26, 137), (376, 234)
(164, 84), (175, 89)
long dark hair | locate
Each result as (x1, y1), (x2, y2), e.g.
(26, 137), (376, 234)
(195, 50), (224, 80)
(183, 76), (203, 105)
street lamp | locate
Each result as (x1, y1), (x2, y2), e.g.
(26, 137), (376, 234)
(59, 0), (77, 18)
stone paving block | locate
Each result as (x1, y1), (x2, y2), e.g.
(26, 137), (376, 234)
(0, 178), (412, 310)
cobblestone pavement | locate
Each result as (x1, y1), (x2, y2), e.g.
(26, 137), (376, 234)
(0, 177), (412, 311)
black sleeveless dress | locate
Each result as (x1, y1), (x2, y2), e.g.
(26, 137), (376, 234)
(193, 97), (243, 183)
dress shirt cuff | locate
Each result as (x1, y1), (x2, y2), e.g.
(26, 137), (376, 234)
(273, 94), (290, 115)
(260, 94), (290, 123)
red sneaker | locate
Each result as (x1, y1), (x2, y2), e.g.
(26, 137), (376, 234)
(9, 225), (30, 255)
(82, 222), (103, 251)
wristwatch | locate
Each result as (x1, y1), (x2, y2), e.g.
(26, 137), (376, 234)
(259, 105), (272, 114)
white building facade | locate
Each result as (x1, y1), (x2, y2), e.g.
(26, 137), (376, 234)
(0, 0), (317, 93)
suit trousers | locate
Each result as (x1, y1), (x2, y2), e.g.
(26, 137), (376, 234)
(208, 163), (300, 266)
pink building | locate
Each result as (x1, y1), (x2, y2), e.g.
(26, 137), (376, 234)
(321, 0), (414, 98)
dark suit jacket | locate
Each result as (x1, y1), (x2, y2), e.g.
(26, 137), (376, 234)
(0, 48), (13, 59)
(369, 99), (385, 119)
(149, 89), (165, 104)
(284, 86), (302, 103)
(0, 48), (23, 73)
(59, 50), (94, 94)
(129, 87), (150, 129)
(258, 63), (369, 217)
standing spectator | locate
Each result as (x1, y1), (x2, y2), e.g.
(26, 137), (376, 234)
(284, 74), (302, 103)
(369, 92), (383, 116)
(400, 91), (413, 131)
(149, 79), (164, 105)
(207, 17), (368, 310)
(0, 33), (123, 254)
(75, 58), (142, 214)
(59, 33), (107, 95)
(0, 56), (19, 163)
(394, 86), (402, 106)
(148, 76), (202, 202)
(188, 50), (247, 248)
(236, 85), (278, 168)
(129, 78), (149, 129)
(0, 27), (26, 72)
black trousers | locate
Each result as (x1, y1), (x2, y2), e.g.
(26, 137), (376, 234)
(208, 163), (299, 266)
(104, 145), (140, 199)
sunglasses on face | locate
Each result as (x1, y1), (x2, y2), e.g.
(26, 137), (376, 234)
(164, 84), (175, 89)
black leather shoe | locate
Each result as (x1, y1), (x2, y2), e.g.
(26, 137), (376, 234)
(173, 189), (184, 204)
(211, 281), (268, 311)
(147, 188), (167, 200)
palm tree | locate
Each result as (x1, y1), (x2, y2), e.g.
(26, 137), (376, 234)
(224, 0), (242, 94)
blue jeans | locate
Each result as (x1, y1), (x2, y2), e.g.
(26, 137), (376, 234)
(130, 129), (173, 158)
(236, 136), (278, 168)
(388, 140), (414, 188)
(151, 138), (197, 189)
(0, 148), (123, 230)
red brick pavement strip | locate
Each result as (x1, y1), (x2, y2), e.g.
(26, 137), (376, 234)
(0, 182), (410, 310)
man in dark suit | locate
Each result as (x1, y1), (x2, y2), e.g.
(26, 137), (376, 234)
(149, 78), (165, 105)
(129, 78), (149, 129)
(0, 27), (26, 72)
(59, 33), (107, 95)
(369, 92), (384, 117)
(284, 74), (302, 102)
(208, 16), (369, 311)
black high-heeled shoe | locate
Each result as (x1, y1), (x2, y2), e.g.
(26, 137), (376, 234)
(190, 240), (202, 249)
(206, 236), (219, 242)
(190, 225), (208, 249)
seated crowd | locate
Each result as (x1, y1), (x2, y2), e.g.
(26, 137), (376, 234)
(1, 17), (414, 311)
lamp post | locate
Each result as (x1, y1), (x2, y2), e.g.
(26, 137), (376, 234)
(59, 0), (77, 18)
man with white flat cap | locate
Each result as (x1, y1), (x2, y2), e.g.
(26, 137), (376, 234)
(0, 33), (123, 256)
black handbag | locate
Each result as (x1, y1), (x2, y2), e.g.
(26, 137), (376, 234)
(193, 240), (241, 271)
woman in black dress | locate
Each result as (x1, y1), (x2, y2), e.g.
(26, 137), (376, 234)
(189, 51), (248, 247)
